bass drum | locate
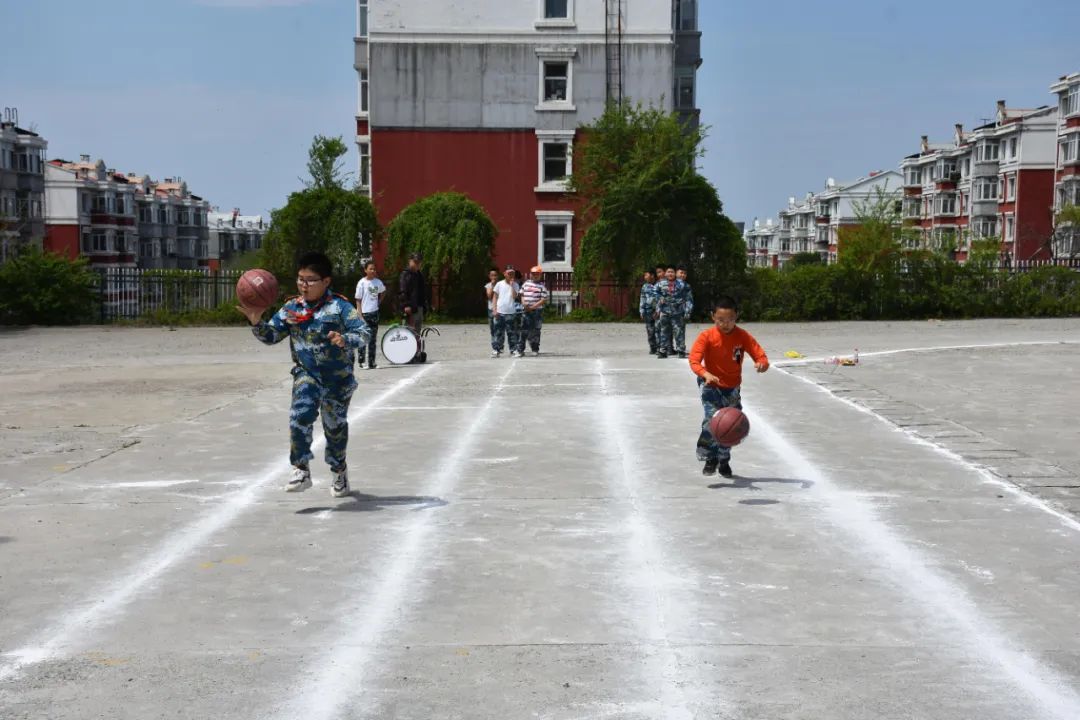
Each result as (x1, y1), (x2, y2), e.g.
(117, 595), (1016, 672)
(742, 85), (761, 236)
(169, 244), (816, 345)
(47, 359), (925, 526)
(381, 324), (420, 365)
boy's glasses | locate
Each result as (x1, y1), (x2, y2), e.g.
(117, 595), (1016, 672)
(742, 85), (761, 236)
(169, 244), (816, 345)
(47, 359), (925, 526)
(296, 276), (325, 286)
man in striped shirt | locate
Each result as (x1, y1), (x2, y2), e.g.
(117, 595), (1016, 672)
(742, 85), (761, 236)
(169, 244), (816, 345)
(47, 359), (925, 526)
(518, 266), (550, 356)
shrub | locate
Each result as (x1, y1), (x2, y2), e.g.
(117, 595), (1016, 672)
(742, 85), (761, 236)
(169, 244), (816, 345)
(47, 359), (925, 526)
(0, 249), (99, 325)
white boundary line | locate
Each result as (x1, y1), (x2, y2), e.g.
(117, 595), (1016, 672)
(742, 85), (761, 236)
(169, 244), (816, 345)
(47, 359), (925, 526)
(774, 340), (1079, 368)
(275, 360), (519, 720)
(0, 365), (438, 683)
(594, 359), (697, 720)
(751, 408), (1080, 720)
(774, 366), (1080, 535)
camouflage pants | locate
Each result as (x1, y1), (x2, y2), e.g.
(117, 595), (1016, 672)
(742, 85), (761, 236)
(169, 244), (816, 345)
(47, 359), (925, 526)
(657, 313), (686, 354)
(361, 311), (379, 366)
(491, 313), (520, 353)
(643, 312), (657, 352)
(696, 379), (742, 462)
(290, 372), (355, 471)
(519, 310), (543, 353)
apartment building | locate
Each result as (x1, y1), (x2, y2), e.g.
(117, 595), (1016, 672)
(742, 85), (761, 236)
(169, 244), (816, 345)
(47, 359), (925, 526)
(356, 0), (702, 274)
(1051, 72), (1080, 257)
(208, 209), (266, 270)
(814, 171), (902, 263)
(45, 157), (210, 270)
(0, 110), (47, 262)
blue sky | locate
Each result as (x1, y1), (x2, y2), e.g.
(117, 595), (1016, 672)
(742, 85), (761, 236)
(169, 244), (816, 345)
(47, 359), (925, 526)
(3, 0), (1079, 227)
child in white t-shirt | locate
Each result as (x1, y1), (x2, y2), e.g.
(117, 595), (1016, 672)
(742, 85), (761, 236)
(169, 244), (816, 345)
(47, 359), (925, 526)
(354, 260), (386, 369)
(490, 264), (521, 358)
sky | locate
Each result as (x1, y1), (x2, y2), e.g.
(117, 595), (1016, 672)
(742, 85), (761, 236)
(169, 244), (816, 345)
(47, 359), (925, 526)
(3, 0), (1080, 227)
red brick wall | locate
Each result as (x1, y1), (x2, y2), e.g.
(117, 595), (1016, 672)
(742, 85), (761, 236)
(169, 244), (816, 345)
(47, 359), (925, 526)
(370, 128), (579, 272)
(44, 224), (80, 260)
(1016, 169), (1055, 260)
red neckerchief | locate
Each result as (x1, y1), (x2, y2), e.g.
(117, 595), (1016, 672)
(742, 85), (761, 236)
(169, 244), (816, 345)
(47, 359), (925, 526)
(286, 291), (330, 326)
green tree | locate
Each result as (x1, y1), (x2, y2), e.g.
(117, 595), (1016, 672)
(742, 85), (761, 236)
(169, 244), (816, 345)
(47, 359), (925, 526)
(837, 185), (904, 272)
(0, 248), (99, 325)
(569, 103), (746, 311)
(385, 192), (497, 316)
(260, 135), (379, 284)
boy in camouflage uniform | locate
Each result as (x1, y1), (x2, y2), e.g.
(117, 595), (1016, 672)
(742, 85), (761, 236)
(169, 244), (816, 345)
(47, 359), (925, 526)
(655, 265), (691, 358)
(638, 270), (659, 354)
(677, 266), (694, 348)
(240, 252), (371, 497)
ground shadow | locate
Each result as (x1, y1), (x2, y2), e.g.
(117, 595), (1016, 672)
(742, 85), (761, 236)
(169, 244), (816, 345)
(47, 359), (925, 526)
(296, 492), (447, 515)
(708, 477), (815, 491)
(739, 498), (781, 506)
(0, 536), (12, 544)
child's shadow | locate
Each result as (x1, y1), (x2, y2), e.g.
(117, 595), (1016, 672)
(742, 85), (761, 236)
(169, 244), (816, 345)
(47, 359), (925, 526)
(708, 477), (814, 491)
(296, 493), (448, 515)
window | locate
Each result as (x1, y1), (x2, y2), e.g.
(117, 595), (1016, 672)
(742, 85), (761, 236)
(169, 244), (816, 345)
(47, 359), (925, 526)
(1005, 216), (1015, 242)
(1008, 137), (1018, 160)
(357, 0), (368, 37)
(675, 72), (695, 110)
(904, 166), (921, 185)
(975, 218), (998, 238)
(1063, 84), (1080, 117)
(903, 198), (921, 218)
(80, 229), (91, 253)
(536, 211), (573, 269)
(543, 61), (568, 102)
(935, 194), (957, 216)
(675, 0), (697, 30)
(936, 159), (957, 180)
(975, 178), (999, 201)
(1061, 135), (1079, 165)
(1006, 175), (1016, 201)
(358, 142), (370, 187)
(976, 141), (999, 162)
(536, 132), (573, 188)
(91, 232), (108, 252)
(544, 0), (568, 18)
(359, 69), (369, 114)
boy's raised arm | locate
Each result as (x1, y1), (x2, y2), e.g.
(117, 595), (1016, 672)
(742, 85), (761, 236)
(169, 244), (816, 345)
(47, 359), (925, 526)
(250, 306), (290, 345)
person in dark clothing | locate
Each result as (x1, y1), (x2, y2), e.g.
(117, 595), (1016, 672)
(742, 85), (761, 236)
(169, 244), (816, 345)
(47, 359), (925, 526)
(398, 252), (428, 337)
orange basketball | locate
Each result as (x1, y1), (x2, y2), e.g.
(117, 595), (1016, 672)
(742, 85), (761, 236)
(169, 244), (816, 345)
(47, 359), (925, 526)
(709, 407), (750, 446)
(236, 269), (279, 310)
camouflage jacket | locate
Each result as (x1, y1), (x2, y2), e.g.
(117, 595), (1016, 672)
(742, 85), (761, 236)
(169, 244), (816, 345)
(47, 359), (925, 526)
(252, 290), (371, 387)
(639, 281), (659, 316)
(683, 282), (694, 319)
(655, 279), (691, 316)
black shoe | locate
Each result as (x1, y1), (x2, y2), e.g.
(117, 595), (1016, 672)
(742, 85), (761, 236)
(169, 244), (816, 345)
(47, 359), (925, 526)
(656, 353), (668, 359)
(649, 348), (657, 355)
(678, 352), (688, 359)
(718, 460), (732, 478)
(703, 458), (718, 476)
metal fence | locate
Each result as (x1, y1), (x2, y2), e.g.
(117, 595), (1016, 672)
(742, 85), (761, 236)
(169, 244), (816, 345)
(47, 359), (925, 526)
(95, 267), (242, 321)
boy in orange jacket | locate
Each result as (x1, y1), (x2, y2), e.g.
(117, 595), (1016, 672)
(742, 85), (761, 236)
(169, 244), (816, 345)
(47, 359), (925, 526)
(688, 296), (769, 477)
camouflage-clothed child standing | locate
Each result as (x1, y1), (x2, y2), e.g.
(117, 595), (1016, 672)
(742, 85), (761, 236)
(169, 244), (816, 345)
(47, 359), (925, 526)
(655, 265), (691, 358)
(638, 270), (659, 354)
(241, 252), (371, 497)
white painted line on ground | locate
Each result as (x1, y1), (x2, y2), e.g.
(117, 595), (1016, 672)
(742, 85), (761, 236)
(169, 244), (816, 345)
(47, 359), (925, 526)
(276, 360), (520, 720)
(0, 365), (438, 683)
(774, 340), (1080, 368)
(594, 359), (698, 720)
(752, 408), (1080, 720)
(776, 367), (1080, 535)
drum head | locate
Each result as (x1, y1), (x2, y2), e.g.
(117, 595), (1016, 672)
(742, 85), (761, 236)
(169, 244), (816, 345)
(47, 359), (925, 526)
(381, 325), (419, 364)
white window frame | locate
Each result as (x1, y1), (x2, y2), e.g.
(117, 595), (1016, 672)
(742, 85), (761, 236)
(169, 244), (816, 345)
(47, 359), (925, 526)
(1061, 134), (1079, 165)
(1063, 84), (1080, 117)
(536, 48), (576, 111)
(1006, 174), (1016, 202)
(1004, 214), (1015, 242)
(357, 0), (368, 38)
(674, 70), (696, 110)
(535, 0), (575, 28)
(535, 130), (573, 192)
(535, 210), (573, 271)
(358, 141), (371, 189)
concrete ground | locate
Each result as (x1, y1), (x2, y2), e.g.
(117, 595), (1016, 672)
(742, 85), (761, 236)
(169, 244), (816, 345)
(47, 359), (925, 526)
(1, 318), (1079, 719)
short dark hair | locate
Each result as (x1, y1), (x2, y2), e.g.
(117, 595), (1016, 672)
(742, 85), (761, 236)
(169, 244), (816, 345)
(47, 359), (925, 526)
(711, 295), (739, 313)
(489, 266), (500, 274)
(676, 265), (687, 272)
(665, 264), (676, 271)
(364, 260), (377, 270)
(297, 251), (333, 278)
(408, 252), (423, 262)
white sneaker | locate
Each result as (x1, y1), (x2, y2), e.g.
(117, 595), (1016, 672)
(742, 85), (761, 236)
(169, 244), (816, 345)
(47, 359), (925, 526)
(532, 350), (540, 356)
(331, 468), (350, 498)
(491, 350), (500, 358)
(511, 350), (522, 358)
(286, 466), (312, 492)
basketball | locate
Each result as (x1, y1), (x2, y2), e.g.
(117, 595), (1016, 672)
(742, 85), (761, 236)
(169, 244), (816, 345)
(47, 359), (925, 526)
(236, 269), (279, 310)
(709, 407), (750, 446)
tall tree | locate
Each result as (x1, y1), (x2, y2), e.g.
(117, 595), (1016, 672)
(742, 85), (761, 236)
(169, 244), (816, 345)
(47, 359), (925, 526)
(569, 103), (746, 308)
(838, 186), (905, 271)
(385, 192), (497, 316)
(260, 135), (379, 283)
